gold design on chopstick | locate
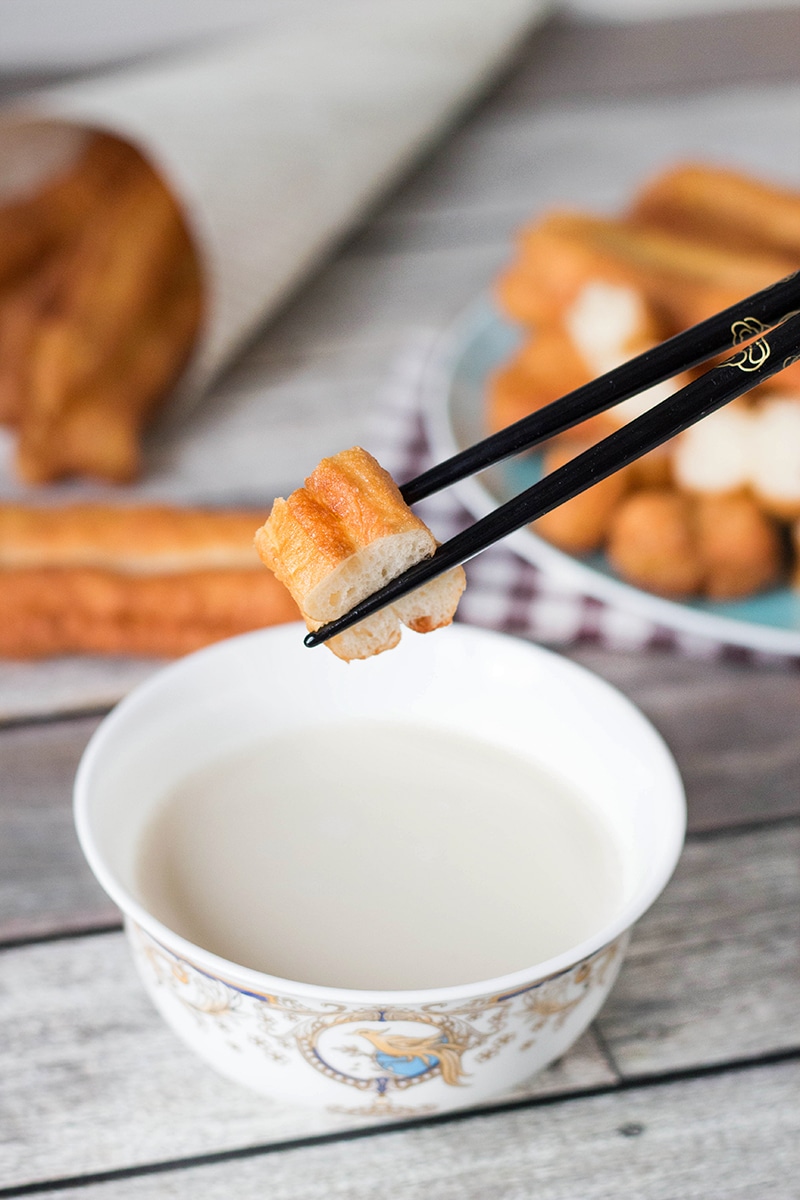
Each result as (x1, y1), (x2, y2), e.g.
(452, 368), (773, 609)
(726, 317), (771, 372)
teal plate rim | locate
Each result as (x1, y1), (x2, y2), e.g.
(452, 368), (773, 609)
(420, 299), (800, 656)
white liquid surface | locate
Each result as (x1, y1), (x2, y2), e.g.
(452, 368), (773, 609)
(136, 723), (624, 990)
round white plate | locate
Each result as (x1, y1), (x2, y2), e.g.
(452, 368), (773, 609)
(421, 299), (800, 655)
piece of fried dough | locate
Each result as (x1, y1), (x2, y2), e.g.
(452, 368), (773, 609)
(0, 503), (267, 572)
(0, 133), (144, 292)
(607, 489), (705, 598)
(0, 568), (298, 659)
(496, 211), (641, 329)
(488, 279), (688, 444)
(671, 402), (754, 498)
(2, 133), (203, 483)
(695, 492), (783, 600)
(608, 487), (782, 600)
(501, 211), (796, 335)
(0, 501), (300, 659)
(563, 279), (692, 430)
(0, 259), (67, 426)
(749, 395), (800, 520)
(17, 244), (202, 483)
(486, 326), (594, 436)
(255, 446), (466, 661)
(671, 395), (800, 520)
(632, 162), (800, 259)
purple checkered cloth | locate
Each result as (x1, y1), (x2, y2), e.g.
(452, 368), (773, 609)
(369, 336), (795, 665)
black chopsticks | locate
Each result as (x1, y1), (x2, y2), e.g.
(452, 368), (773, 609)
(400, 269), (800, 505)
(305, 271), (800, 649)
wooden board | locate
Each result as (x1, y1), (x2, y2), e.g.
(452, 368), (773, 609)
(597, 824), (800, 1075)
(0, 716), (118, 942)
(21, 1061), (800, 1200)
(2, 822), (797, 1187)
(567, 648), (800, 830)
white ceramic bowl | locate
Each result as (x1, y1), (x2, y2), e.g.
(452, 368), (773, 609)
(74, 622), (685, 1116)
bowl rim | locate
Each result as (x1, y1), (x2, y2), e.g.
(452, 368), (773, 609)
(74, 622), (686, 1006)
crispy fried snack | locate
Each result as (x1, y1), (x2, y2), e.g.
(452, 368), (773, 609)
(0, 503), (299, 659)
(489, 161), (800, 602)
(607, 488), (782, 600)
(607, 490), (705, 598)
(0, 132), (203, 483)
(499, 211), (796, 335)
(488, 279), (689, 444)
(673, 394), (800, 521)
(256, 447), (466, 661)
(0, 569), (298, 659)
(0, 133), (141, 289)
(632, 162), (800, 259)
(695, 492), (784, 600)
(0, 504), (266, 571)
(496, 213), (640, 329)
(748, 396), (800, 520)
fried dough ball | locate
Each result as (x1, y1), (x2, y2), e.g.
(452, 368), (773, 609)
(608, 488), (782, 600)
(695, 493), (783, 600)
(607, 489), (704, 597)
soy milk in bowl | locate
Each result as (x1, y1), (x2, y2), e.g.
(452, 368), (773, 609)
(136, 723), (623, 990)
(74, 622), (685, 1113)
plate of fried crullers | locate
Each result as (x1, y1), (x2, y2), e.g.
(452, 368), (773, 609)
(426, 162), (800, 653)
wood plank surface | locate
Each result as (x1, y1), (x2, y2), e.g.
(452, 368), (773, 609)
(0, 659), (159, 727)
(0, 933), (614, 1189)
(597, 823), (800, 1075)
(494, 8), (800, 105)
(2, 822), (796, 1187)
(23, 1061), (800, 1200)
(0, 716), (117, 941)
(567, 648), (800, 831)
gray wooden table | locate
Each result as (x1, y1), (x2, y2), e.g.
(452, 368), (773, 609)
(2, 10), (800, 1198)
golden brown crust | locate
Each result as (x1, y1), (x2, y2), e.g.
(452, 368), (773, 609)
(694, 493), (783, 600)
(607, 488), (783, 600)
(0, 567), (299, 659)
(0, 131), (204, 484)
(607, 489), (705, 598)
(631, 162), (800, 259)
(503, 211), (796, 333)
(0, 504), (265, 573)
(256, 447), (464, 659)
(256, 446), (433, 611)
(486, 327), (595, 437)
(15, 164), (203, 483)
(304, 447), (426, 539)
(489, 162), (800, 603)
(496, 212), (641, 328)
